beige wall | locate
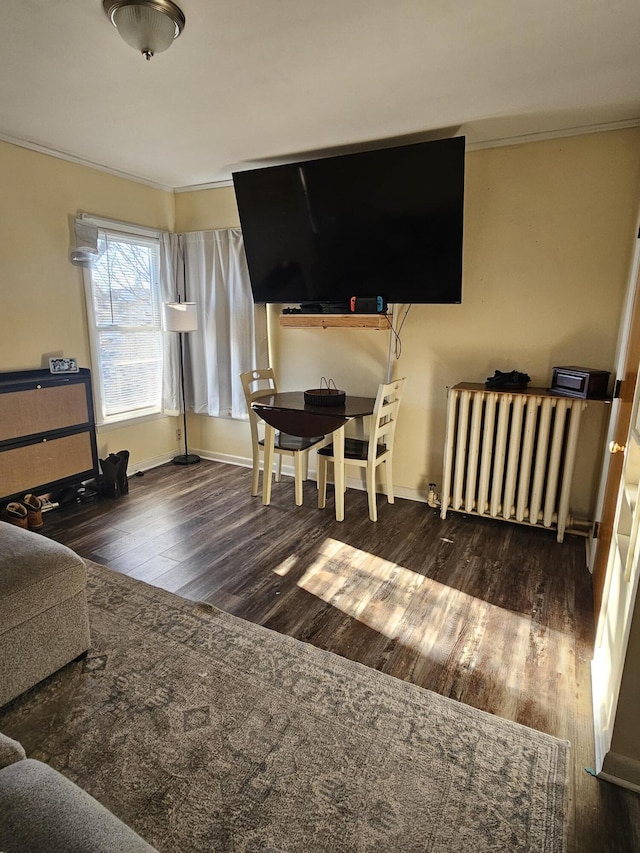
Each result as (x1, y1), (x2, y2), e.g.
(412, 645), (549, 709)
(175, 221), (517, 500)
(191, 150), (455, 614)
(175, 187), (240, 233)
(175, 129), (640, 520)
(2, 130), (639, 516)
(0, 140), (179, 470)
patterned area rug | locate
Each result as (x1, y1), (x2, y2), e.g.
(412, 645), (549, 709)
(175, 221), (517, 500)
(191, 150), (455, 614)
(0, 563), (569, 852)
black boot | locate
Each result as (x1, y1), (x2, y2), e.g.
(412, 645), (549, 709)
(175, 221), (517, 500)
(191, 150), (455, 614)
(98, 455), (121, 499)
(115, 450), (129, 495)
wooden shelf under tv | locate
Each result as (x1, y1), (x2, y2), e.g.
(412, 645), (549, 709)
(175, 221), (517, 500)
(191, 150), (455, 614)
(279, 313), (390, 330)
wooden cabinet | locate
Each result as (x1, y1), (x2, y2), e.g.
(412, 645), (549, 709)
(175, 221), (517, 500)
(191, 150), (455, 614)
(0, 368), (98, 502)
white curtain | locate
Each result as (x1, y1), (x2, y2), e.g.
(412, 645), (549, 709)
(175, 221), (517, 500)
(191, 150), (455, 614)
(160, 232), (185, 414)
(181, 229), (268, 419)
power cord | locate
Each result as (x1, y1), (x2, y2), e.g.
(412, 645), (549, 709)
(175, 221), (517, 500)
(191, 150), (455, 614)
(385, 304), (412, 359)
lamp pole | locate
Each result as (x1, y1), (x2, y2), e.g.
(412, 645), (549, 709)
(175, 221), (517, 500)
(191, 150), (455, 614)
(162, 300), (200, 466)
(174, 328), (199, 465)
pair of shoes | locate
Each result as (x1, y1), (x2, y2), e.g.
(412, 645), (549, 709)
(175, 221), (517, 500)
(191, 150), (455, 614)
(96, 450), (129, 499)
(1, 494), (43, 530)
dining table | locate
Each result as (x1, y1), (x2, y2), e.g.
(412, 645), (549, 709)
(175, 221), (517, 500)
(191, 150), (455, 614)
(251, 391), (377, 522)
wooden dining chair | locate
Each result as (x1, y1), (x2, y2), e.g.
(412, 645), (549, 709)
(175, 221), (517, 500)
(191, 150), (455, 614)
(240, 368), (325, 505)
(317, 377), (406, 521)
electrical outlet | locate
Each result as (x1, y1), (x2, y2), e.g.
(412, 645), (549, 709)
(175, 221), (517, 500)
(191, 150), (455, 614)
(176, 428), (182, 441)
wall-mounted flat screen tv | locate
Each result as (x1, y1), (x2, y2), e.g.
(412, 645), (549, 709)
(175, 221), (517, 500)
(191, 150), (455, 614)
(232, 135), (465, 306)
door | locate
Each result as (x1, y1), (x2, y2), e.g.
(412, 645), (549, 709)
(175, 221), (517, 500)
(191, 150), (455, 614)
(591, 358), (640, 776)
(590, 236), (640, 623)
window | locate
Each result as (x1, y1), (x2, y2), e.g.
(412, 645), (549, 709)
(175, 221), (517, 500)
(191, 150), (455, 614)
(83, 221), (163, 425)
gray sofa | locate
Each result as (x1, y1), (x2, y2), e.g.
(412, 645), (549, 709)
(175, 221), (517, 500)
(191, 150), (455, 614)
(0, 731), (158, 852)
(0, 525), (159, 850)
(0, 520), (91, 707)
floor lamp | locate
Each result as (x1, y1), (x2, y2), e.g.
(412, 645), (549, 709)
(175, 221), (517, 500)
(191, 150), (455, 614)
(162, 300), (201, 466)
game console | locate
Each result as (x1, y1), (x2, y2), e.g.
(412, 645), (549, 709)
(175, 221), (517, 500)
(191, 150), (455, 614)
(350, 296), (387, 314)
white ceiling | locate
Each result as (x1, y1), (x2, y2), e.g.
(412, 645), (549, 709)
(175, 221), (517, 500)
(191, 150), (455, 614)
(2, 1), (640, 190)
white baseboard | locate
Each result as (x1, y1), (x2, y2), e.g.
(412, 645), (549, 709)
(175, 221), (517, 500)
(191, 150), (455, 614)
(192, 449), (431, 505)
(129, 451), (178, 473)
(196, 449), (253, 471)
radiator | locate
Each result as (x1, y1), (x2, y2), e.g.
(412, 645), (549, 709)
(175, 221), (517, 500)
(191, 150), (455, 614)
(440, 384), (587, 542)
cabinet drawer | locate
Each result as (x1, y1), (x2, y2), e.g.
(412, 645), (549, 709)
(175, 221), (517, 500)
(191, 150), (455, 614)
(0, 383), (90, 442)
(0, 432), (95, 498)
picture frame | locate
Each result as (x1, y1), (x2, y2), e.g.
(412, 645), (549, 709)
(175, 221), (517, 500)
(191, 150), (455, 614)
(49, 357), (79, 374)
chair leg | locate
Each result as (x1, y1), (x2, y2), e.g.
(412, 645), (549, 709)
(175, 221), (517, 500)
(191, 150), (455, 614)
(303, 453), (309, 481)
(276, 453), (282, 482)
(294, 453), (304, 506)
(251, 449), (261, 497)
(318, 457), (328, 508)
(385, 457), (395, 504)
(366, 464), (378, 522)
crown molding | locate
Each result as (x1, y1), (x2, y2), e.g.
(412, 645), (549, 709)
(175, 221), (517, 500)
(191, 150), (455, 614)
(0, 132), (173, 192)
(174, 179), (234, 193)
(2, 116), (639, 195)
(464, 117), (640, 152)
(173, 117), (640, 192)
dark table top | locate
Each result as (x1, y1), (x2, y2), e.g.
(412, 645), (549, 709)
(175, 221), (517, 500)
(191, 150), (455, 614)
(252, 392), (376, 438)
(253, 391), (376, 417)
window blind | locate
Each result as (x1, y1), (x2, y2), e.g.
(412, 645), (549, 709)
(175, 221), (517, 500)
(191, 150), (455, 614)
(85, 228), (163, 424)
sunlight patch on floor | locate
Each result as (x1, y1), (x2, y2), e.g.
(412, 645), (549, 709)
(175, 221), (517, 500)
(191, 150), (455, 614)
(273, 537), (563, 689)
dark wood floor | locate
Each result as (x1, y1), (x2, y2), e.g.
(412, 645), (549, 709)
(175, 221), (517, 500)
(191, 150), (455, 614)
(40, 459), (640, 852)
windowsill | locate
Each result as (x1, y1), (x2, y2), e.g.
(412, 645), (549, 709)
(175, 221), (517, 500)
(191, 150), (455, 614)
(96, 412), (171, 432)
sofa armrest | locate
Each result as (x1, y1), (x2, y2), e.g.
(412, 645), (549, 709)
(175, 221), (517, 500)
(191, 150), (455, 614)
(0, 732), (26, 769)
(0, 759), (159, 852)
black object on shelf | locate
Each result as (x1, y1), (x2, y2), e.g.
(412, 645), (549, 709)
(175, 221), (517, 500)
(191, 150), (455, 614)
(485, 370), (531, 390)
(549, 366), (611, 399)
(282, 302), (352, 315)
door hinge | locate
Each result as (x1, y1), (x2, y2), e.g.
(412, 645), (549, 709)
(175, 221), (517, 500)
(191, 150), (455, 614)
(593, 521), (600, 539)
(613, 379), (622, 399)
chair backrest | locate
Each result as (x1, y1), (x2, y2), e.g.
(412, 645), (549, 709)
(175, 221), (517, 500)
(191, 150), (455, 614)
(240, 368), (278, 446)
(369, 378), (406, 459)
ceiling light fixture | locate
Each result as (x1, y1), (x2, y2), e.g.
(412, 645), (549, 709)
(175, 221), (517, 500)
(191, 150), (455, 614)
(103, 0), (186, 61)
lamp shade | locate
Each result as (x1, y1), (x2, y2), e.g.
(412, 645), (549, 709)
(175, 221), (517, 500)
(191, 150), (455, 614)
(163, 302), (198, 333)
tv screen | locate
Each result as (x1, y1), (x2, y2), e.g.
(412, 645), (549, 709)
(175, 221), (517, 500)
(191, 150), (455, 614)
(232, 136), (465, 306)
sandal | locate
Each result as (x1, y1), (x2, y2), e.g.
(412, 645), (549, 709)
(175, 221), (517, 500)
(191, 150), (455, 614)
(1, 502), (28, 529)
(23, 494), (44, 530)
